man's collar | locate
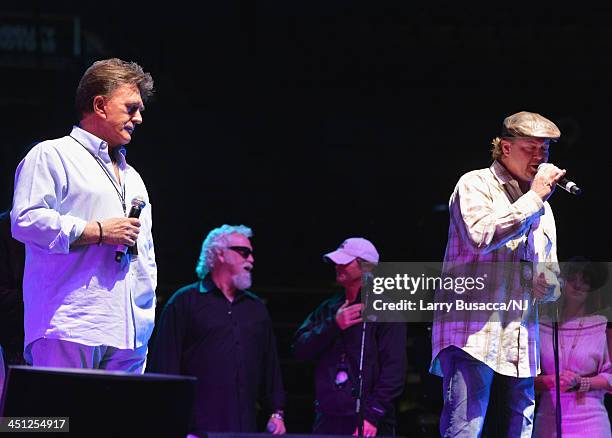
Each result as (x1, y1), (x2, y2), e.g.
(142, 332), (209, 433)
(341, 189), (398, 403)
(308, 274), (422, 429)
(198, 275), (216, 294)
(70, 125), (127, 169)
(327, 291), (359, 308)
(490, 160), (517, 186)
(198, 275), (252, 301)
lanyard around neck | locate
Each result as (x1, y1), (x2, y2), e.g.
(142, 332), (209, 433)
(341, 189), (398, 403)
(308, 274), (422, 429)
(69, 135), (126, 215)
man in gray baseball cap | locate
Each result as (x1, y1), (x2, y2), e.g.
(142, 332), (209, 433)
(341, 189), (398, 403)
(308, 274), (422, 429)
(293, 237), (406, 437)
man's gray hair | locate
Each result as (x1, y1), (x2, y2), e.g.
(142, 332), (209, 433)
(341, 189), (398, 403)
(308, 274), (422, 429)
(195, 224), (253, 279)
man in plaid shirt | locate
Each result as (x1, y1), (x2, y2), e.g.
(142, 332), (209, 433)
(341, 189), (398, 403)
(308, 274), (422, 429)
(430, 111), (566, 437)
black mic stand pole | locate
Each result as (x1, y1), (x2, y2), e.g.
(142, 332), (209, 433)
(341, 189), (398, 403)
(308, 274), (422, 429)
(553, 300), (562, 438)
(356, 271), (372, 438)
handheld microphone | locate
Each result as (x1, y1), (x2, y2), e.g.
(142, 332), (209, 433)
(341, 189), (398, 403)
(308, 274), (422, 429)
(115, 196), (146, 262)
(538, 164), (582, 195)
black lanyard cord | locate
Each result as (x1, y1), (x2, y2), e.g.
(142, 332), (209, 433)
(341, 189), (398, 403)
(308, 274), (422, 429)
(69, 135), (126, 215)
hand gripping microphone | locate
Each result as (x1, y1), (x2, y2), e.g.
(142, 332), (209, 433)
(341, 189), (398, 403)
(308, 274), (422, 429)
(538, 163), (582, 195)
(115, 196), (146, 262)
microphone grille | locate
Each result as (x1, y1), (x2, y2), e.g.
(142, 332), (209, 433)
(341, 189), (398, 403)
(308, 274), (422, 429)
(131, 196), (146, 209)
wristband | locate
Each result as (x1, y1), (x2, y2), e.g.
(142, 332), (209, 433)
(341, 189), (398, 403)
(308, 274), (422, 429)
(96, 221), (104, 245)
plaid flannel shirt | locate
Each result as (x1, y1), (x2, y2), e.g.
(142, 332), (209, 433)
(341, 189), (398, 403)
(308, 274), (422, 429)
(430, 160), (561, 378)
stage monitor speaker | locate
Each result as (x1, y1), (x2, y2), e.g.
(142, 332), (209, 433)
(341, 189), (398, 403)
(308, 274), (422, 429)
(0, 365), (196, 437)
(205, 434), (408, 438)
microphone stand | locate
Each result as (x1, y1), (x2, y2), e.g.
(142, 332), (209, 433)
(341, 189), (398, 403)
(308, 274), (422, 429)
(553, 302), (562, 438)
(356, 271), (373, 437)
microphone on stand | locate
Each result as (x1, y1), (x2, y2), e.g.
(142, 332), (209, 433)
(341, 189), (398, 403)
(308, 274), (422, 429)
(115, 196), (146, 262)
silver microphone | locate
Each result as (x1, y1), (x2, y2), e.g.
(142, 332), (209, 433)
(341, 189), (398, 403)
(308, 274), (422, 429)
(537, 164), (582, 195)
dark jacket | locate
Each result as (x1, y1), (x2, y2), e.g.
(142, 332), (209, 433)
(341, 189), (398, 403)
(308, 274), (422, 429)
(293, 292), (407, 428)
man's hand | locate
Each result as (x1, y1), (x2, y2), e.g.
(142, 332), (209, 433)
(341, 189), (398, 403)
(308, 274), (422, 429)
(266, 417), (286, 435)
(353, 419), (377, 437)
(532, 266), (561, 301)
(72, 217), (141, 247)
(101, 217), (141, 246)
(533, 272), (549, 300)
(531, 163), (566, 202)
(336, 300), (364, 330)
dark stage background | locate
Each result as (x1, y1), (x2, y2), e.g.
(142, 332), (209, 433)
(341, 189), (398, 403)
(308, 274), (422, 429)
(2, 3), (611, 436)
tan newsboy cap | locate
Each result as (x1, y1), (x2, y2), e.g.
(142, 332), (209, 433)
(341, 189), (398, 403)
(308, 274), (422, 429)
(501, 111), (561, 140)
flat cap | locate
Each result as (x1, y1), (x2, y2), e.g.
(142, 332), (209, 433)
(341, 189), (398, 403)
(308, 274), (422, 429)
(501, 111), (561, 140)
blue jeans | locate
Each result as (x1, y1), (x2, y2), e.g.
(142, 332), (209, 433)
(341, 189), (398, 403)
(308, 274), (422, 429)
(438, 346), (535, 438)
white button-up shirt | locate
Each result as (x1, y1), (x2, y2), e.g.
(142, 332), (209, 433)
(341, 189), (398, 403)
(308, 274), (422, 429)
(11, 126), (156, 359)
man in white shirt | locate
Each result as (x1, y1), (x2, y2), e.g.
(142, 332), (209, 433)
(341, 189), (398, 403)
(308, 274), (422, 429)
(11, 58), (157, 373)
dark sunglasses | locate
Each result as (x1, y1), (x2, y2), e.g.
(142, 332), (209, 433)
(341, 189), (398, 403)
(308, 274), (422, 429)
(227, 246), (253, 259)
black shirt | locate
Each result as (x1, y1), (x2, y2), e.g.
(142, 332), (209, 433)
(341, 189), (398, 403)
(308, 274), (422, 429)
(147, 277), (285, 434)
(293, 293), (407, 428)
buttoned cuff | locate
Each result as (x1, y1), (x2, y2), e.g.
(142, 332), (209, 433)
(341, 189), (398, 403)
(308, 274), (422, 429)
(363, 403), (385, 427)
(49, 215), (88, 253)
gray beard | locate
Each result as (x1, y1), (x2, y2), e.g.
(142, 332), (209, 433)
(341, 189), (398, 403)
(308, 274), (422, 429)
(232, 272), (252, 291)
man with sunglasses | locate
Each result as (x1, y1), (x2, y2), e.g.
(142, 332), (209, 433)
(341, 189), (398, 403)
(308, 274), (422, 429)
(293, 237), (406, 437)
(148, 224), (286, 437)
(430, 111), (565, 437)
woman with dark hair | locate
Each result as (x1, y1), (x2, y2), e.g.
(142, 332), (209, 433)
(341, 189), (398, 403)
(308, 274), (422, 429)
(533, 257), (612, 437)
